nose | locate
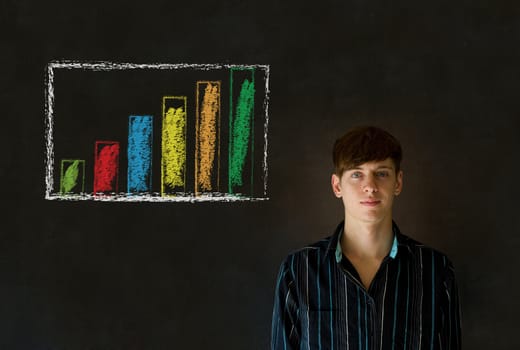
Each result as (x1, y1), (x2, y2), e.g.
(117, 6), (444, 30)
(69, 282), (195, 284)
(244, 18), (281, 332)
(363, 175), (378, 193)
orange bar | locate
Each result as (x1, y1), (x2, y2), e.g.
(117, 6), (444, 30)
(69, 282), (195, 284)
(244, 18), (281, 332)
(195, 81), (221, 194)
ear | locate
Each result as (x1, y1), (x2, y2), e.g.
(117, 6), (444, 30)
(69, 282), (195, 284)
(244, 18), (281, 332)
(331, 174), (342, 198)
(394, 170), (403, 196)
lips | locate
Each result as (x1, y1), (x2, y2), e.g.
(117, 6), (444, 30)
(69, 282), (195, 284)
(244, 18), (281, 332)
(360, 199), (381, 206)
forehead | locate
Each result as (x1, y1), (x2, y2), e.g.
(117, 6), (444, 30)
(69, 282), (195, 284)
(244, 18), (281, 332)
(346, 158), (395, 171)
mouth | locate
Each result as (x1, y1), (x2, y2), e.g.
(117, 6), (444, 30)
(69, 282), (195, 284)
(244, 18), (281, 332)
(360, 199), (381, 207)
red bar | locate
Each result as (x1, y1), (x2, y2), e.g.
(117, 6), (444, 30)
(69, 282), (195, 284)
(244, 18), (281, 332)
(94, 141), (120, 194)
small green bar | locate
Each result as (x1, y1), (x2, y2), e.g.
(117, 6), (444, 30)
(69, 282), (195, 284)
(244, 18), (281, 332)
(60, 159), (85, 194)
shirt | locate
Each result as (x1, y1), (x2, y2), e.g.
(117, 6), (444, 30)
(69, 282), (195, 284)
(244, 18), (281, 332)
(271, 221), (461, 350)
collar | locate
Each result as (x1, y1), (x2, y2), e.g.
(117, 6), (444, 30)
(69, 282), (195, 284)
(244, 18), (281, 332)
(334, 222), (399, 263)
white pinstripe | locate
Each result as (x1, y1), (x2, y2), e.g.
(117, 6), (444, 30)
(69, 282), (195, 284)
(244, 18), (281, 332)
(380, 266), (389, 350)
(418, 248), (424, 349)
(345, 275), (349, 349)
(306, 253), (310, 350)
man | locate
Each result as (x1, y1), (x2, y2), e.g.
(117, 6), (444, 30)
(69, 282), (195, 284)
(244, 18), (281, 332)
(271, 126), (461, 349)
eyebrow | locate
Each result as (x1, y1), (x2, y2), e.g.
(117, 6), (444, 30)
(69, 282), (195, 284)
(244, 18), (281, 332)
(348, 166), (394, 171)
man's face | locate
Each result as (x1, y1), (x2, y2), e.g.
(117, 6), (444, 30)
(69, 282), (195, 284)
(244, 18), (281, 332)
(331, 158), (403, 224)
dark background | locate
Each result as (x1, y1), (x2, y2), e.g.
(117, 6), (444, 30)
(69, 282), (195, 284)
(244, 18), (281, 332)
(2, 0), (519, 349)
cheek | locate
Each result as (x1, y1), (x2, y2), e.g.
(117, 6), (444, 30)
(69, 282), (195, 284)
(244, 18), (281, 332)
(341, 178), (357, 186)
(340, 183), (361, 196)
(340, 181), (353, 192)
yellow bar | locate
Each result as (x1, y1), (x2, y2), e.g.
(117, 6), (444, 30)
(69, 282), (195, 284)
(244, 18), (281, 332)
(161, 96), (187, 195)
(195, 81), (221, 194)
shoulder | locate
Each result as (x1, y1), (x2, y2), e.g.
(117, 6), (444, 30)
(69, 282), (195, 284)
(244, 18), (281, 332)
(397, 231), (457, 279)
(282, 234), (333, 264)
(276, 233), (336, 278)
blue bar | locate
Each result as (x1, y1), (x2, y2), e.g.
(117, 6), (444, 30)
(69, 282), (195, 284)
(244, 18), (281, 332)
(128, 115), (153, 193)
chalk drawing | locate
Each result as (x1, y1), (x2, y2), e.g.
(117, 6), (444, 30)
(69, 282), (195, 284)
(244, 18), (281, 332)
(60, 159), (85, 194)
(195, 81), (220, 194)
(161, 97), (187, 196)
(128, 116), (153, 194)
(44, 61), (270, 202)
(94, 141), (120, 194)
(229, 68), (255, 195)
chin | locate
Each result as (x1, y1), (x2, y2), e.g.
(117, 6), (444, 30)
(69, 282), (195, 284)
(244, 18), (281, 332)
(361, 217), (384, 224)
(357, 212), (387, 223)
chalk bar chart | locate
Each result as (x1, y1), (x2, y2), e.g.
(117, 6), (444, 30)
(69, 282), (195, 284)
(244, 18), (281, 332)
(44, 61), (270, 202)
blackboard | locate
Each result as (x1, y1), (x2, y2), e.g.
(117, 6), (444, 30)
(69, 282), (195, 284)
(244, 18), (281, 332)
(3, 0), (520, 348)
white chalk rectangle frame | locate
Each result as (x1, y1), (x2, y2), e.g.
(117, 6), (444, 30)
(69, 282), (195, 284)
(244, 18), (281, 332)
(44, 61), (270, 202)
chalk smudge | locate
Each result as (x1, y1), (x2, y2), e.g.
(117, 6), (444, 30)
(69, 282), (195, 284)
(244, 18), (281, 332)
(94, 142), (120, 193)
(128, 116), (153, 193)
(197, 82), (220, 192)
(162, 103), (186, 194)
(61, 160), (80, 193)
(229, 78), (255, 189)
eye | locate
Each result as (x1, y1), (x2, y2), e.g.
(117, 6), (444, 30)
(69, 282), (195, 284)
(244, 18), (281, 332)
(376, 171), (389, 178)
(351, 172), (362, 179)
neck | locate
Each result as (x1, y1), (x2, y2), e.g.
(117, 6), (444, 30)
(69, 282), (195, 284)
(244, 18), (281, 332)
(341, 216), (393, 260)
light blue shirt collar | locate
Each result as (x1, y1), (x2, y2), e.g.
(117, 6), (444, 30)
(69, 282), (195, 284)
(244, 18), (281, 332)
(335, 230), (399, 263)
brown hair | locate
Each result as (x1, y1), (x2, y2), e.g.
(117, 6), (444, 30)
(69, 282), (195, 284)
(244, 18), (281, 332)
(333, 126), (402, 176)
